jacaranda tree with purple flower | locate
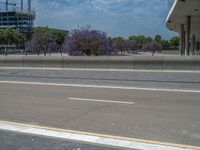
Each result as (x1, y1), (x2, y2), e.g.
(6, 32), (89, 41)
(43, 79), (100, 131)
(27, 27), (67, 56)
(142, 41), (162, 56)
(63, 26), (117, 56)
(111, 37), (138, 54)
(27, 31), (57, 56)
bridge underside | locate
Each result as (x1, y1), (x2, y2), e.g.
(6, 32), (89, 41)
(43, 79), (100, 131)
(166, 0), (200, 56)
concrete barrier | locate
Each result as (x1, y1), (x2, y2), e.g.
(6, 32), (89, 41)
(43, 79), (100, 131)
(84, 56), (110, 69)
(43, 56), (62, 68)
(109, 56), (134, 70)
(193, 56), (200, 71)
(134, 56), (163, 70)
(163, 56), (195, 71)
(1, 55), (200, 71)
(62, 56), (87, 68)
(5, 56), (24, 67)
(0, 56), (6, 67)
(23, 56), (43, 68)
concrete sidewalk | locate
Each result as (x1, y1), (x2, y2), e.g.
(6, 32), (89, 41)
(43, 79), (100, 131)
(0, 130), (125, 150)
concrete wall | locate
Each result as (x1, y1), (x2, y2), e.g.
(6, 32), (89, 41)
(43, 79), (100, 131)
(0, 56), (200, 71)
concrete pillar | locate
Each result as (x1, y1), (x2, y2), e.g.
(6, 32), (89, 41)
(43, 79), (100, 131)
(180, 24), (184, 56)
(197, 41), (200, 55)
(183, 30), (186, 53)
(185, 16), (191, 56)
(195, 41), (198, 55)
(192, 35), (196, 55)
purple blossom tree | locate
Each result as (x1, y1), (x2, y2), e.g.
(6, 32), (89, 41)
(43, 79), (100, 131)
(27, 31), (59, 56)
(124, 40), (138, 54)
(112, 37), (138, 55)
(142, 41), (162, 56)
(63, 27), (117, 56)
(112, 37), (125, 55)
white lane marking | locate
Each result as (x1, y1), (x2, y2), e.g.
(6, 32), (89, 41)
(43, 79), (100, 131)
(0, 121), (196, 150)
(0, 80), (200, 93)
(0, 67), (200, 73)
(68, 97), (134, 105)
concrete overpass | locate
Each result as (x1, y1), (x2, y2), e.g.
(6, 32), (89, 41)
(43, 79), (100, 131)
(166, 0), (200, 56)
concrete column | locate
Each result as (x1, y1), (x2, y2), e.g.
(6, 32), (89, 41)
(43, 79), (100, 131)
(185, 16), (191, 56)
(192, 35), (196, 55)
(183, 30), (186, 53)
(180, 24), (184, 56)
(195, 41), (198, 55)
(197, 41), (200, 55)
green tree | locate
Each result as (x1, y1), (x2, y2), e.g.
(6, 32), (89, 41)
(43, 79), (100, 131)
(32, 27), (68, 45)
(154, 35), (162, 43)
(112, 37), (125, 54)
(30, 27), (68, 55)
(160, 39), (170, 49)
(0, 28), (25, 47)
(129, 35), (153, 48)
(145, 36), (153, 43)
(27, 30), (58, 56)
(169, 36), (180, 48)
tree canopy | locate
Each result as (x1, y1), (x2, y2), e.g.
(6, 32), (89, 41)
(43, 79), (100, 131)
(0, 28), (25, 46)
(169, 36), (180, 48)
(32, 27), (68, 45)
(26, 27), (69, 55)
(63, 26), (117, 56)
(0, 26), (180, 56)
(129, 35), (153, 48)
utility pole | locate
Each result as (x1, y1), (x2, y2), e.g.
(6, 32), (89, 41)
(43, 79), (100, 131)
(21, 0), (23, 11)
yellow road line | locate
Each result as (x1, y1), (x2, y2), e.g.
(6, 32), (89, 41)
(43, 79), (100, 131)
(0, 120), (199, 150)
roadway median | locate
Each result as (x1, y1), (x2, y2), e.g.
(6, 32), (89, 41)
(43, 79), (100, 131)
(0, 55), (200, 71)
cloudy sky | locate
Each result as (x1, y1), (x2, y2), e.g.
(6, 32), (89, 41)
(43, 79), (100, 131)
(4, 0), (177, 39)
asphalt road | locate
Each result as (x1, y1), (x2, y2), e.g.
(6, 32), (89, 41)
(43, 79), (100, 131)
(0, 130), (124, 150)
(0, 69), (200, 90)
(0, 68), (200, 149)
(0, 81), (200, 147)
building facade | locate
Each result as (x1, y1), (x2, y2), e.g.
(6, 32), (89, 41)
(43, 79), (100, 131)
(0, 0), (36, 33)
